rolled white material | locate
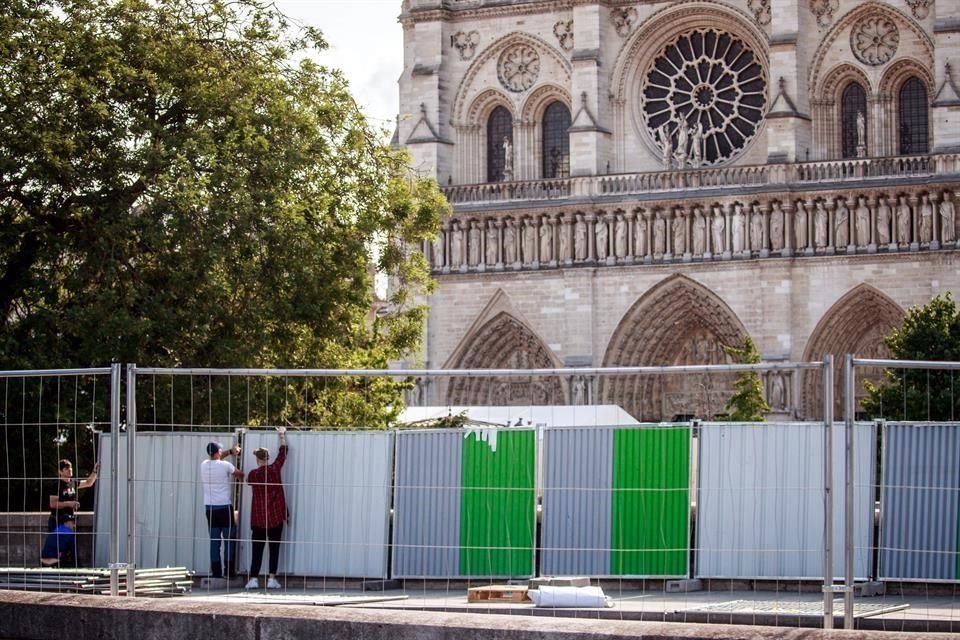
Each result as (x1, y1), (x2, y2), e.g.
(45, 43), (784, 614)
(527, 585), (612, 608)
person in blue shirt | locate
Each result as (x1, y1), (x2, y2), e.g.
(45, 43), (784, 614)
(40, 513), (77, 567)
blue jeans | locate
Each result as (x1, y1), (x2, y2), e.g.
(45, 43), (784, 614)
(205, 505), (236, 576)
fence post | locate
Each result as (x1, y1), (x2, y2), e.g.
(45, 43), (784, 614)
(843, 354), (856, 628)
(822, 354), (834, 629)
(125, 363), (137, 596)
(109, 363), (121, 597)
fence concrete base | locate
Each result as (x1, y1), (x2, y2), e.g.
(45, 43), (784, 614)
(1, 591), (957, 640)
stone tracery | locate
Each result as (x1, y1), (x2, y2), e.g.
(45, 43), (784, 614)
(851, 16), (899, 66)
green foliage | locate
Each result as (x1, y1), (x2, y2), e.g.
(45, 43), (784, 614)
(862, 293), (960, 421)
(0, 0), (449, 425)
(720, 336), (770, 422)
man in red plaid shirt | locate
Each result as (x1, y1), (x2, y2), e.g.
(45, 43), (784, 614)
(245, 427), (289, 590)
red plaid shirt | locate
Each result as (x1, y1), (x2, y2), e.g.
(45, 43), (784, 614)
(246, 445), (288, 529)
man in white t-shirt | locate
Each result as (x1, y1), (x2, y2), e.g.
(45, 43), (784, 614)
(201, 441), (243, 579)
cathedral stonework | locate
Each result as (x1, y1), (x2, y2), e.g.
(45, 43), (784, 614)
(398, 0), (960, 420)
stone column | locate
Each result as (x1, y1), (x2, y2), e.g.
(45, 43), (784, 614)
(642, 208), (654, 263)
(625, 210), (636, 264)
(760, 202), (771, 258)
(781, 201), (794, 257)
(494, 218), (504, 270)
(681, 206), (692, 262)
(909, 194), (920, 251)
(586, 212), (597, 262)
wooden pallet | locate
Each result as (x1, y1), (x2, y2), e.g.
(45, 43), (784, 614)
(467, 584), (530, 603)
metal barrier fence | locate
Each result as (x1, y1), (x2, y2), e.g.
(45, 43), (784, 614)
(5, 357), (960, 630)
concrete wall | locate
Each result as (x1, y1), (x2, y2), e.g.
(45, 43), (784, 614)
(0, 512), (94, 567)
(1, 591), (957, 640)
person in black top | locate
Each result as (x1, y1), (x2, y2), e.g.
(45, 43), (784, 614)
(47, 459), (99, 532)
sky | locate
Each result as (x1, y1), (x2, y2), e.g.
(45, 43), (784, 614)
(274, 1), (405, 130)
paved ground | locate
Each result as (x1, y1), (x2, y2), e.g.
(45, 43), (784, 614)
(185, 580), (960, 633)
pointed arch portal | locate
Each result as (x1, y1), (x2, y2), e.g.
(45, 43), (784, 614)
(601, 275), (749, 421)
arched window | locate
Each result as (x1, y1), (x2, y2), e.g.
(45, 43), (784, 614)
(486, 106), (513, 183)
(841, 83), (867, 159)
(898, 77), (928, 155)
(541, 101), (570, 179)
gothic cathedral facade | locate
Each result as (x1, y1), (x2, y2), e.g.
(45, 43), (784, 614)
(396, 0), (960, 421)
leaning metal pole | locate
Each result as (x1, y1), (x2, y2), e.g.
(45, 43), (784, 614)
(822, 354), (834, 629)
(109, 363), (121, 597)
(125, 364), (137, 597)
(843, 354), (856, 629)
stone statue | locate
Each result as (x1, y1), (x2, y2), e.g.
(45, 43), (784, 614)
(672, 212), (685, 254)
(769, 372), (786, 410)
(856, 111), (866, 148)
(636, 214), (649, 257)
(502, 137), (514, 179)
(814, 201), (828, 248)
(654, 213), (666, 255)
(731, 203), (745, 253)
(876, 196), (891, 246)
(750, 204), (763, 250)
(504, 220), (517, 263)
(794, 201), (808, 250)
(574, 215), (587, 261)
(485, 220), (499, 264)
(770, 202), (784, 251)
(558, 218), (569, 261)
(896, 195), (912, 245)
(432, 232), (444, 268)
(675, 120), (689, 167)
(614, 214), (627, 258)
(539, 219), (552, 262)
(689, 122), (704, 168)
(834, 198), (849, 247)
(692, 208), (706, 255)
(712, 207), (725, 253)
(919, 194), (933, 243)
(596, 215), (609, 260)
(855, 197), (870, 246)
(523, 219), (536, 262)
(657, 123), (673, 167)
(940, 191), (956, 244)
(468, 221), (481, 265)
(451, 222), (463, 266)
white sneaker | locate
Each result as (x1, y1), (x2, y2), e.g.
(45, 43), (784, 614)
(266, 577), (281, 590)
(245, 578), (259, 590)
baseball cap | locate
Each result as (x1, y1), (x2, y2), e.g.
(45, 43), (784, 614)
(206, 442), (223, 456)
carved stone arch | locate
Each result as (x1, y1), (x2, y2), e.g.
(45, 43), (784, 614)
(600, 274), (749, 421)
(809, 2), (934, 95)
(819, 63), (873, 100)
(519, 84), (571, 125)
(878, 57), (934, 97)
(610, 2), (769, 166)
(800, 284), (904, 419)
(452, 32), (571, 127)
(466, 89), (515, 128)
(443, 292), (565, 406)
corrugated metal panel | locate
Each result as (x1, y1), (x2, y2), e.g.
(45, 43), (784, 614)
(696, 422), (875, 579)
(539, 425), (690, 578)
(392, 430), (462, 578)
(94, 432), (236, 572)
(879, 423), (960, 581)
(612, 426), (690, 577)
(238, 430), (392, 579)
(541, 427), (613, 576)
(460, 429), (535, 577)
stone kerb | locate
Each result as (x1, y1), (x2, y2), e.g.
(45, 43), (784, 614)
(2, 590), (958, 640)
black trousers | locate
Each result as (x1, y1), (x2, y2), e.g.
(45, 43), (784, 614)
(249, 524), (283, 577)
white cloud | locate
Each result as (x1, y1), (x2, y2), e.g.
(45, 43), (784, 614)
(274, 0), (403, 126)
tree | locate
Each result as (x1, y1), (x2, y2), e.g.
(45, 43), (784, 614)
(863, 293), (960, 421)
(721, 336), (770, 421)
(0, 0), (449, 508)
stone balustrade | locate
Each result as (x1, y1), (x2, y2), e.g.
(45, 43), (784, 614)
(425, 185), (960, 273)
(440, 153), (960, 205)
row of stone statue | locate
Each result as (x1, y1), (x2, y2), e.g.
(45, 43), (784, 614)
(428, 190), (957, 269)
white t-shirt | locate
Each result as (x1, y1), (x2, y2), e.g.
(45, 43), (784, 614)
(200, 458), (236, 506)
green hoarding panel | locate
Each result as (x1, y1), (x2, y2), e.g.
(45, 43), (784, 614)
(460, 430), (535, 576)
(611, 426), (690, 576)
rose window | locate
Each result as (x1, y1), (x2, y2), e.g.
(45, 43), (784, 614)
(497, 44), (540, 93)
(641, 29), (767, 166)
(851, 17), (899, 66)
